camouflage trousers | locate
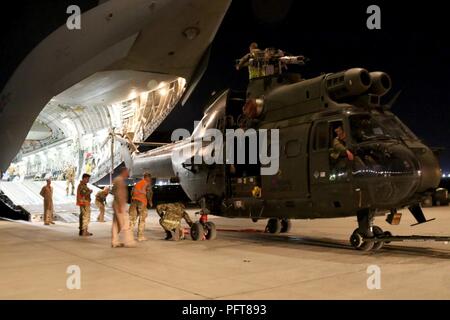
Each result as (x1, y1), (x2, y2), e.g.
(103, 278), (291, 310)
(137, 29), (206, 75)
(129, 200), (148, 237)
(66, 179), (75, 195)
(96, 201), (105, 222)
(79, 205), (91, 231)
(159, 217), (181, 232)
(159, 218), (183, 240)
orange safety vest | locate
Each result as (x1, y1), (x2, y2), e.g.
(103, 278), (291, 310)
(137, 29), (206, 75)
(76, 182), (91, 206)
(132, 179), (149, 206)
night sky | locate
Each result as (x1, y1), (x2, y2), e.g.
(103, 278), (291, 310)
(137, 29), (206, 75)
(1, 1), (449, 170)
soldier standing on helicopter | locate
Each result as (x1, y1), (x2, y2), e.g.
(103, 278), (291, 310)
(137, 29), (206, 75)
(236, 42), (265, 79)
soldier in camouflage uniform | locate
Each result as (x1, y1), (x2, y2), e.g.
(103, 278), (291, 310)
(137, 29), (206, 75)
(129, 173), (153, 241)
(76, 174), (93, 236)
(95, 187), (109, 222)
(156, 202), (193, 241)
(65, 165), (76, 196)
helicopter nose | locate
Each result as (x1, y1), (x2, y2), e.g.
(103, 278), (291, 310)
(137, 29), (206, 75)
(353, 143), (422, 206)
(409, 145), (441, 192)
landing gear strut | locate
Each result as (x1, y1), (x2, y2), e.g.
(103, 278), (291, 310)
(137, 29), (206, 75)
(350, 210), (391, 251)
(190, 213), (217, 241)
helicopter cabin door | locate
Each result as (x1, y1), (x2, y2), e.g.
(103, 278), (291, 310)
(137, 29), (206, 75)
(309, 118), (354, 215)
(261, 123), (309, 200)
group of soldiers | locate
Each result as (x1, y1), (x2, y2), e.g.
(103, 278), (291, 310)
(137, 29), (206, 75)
(39, 167), (194, 247)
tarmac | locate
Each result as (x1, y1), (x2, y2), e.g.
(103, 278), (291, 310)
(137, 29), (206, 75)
(1, 206), (450, 300)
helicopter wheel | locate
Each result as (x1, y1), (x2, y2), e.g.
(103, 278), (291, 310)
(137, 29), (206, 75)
(280, 219), (292, 233)
(383, 231), (392, 244)
(350, 229), (374, 251)
(266, 218), (281, 234)
(204, 222), (217, 240)
(371, 226), (384, 251)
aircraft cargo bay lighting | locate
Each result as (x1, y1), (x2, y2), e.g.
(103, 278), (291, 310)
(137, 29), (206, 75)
(0, 0), (232, 179)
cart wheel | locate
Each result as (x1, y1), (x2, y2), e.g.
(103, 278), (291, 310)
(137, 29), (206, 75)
(205, 222), (217, 240)
(190, 222), (205, 241)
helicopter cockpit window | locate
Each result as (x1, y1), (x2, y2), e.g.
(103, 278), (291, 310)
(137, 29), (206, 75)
(373, 115), (417, 140)
(349, 114), (390, 143)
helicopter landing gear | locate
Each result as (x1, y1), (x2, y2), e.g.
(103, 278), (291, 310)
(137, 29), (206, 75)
(266, 218), (281, 234)
(350, 229), (374, 251)
(371, 226), (385, 251)
(190, 214), (217, 241)
(350, 209), (375, 251)
(350, 210), (392, 251)
(266, 218), (291, 234)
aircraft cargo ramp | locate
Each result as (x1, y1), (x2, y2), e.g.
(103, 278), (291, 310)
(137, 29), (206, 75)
(0, 181), (113, 223)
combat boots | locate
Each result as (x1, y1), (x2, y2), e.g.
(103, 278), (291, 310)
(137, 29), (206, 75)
(80, 230), (93, 237)
(164, 231), (173, 240)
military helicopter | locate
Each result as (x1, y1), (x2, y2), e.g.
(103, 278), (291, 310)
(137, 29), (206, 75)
(118, 50), (447, 251)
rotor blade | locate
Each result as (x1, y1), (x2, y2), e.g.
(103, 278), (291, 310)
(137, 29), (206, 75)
(114, 133), (141, 153)
(100, 135), (111, 150)
(113, 135), (129, 146)
(134, 142), (168, 147)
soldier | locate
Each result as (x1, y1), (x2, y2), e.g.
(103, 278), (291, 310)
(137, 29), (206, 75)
(236, 42), (265, 80)
(129, 173), (153, 242)
(76, 173), (93, 236)
(111, 167), (136, 248)
(156, 203), (193, 241)
(95, 187), (109, 222)
(330, 126), (354, 164)
(39, 178), (54, 225)
(65, 164), (76, 196)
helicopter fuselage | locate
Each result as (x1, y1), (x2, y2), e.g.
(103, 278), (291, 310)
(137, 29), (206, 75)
(128, 68), (441, 222)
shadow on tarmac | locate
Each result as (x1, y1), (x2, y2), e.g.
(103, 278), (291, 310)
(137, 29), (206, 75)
(216, 228), (450, 260)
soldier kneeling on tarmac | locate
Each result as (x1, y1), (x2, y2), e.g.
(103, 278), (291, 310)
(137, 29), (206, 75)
(156, 203), (193, 241)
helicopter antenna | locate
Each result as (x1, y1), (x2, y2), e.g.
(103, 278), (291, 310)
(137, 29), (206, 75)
(385, 90), (402, 109)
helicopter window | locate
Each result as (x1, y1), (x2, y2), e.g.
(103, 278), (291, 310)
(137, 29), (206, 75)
(373, 115), (417, 140)
(313, 122), (329, 150)
(349, 114), (389, 143)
